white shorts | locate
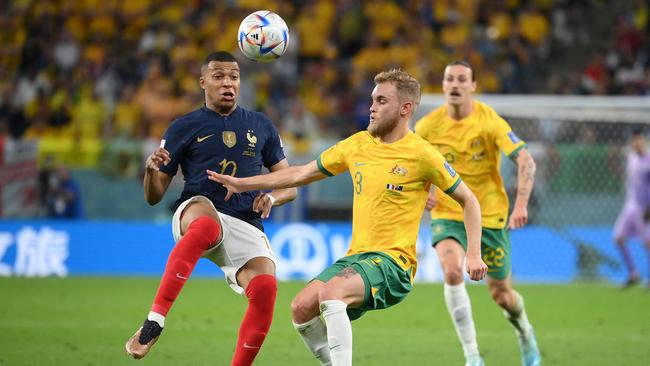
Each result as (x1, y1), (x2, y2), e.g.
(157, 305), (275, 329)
(172, 195), (276, 295)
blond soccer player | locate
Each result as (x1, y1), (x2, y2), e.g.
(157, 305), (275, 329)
(415, 61), (541, 366)
(207, 69), (488, 366)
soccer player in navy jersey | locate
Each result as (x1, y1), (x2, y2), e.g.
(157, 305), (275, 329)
(125, 51), (297, 365)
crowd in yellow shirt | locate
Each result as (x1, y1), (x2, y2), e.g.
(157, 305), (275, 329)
(0, 0), (644, 171)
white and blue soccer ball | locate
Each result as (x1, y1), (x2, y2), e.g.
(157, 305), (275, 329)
(237, 10), (289, 62)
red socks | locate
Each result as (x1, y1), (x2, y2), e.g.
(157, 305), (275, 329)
(149, 215), (275, 366)
(151, 216), (221, 316)
(231, 274), (277, 366)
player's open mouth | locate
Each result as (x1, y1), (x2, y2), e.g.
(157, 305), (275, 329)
(450, 91), (461, 97)
(221, 92), (235, 100)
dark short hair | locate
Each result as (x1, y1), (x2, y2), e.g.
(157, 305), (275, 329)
(631, 127), (645, 137)
(203, 51), (237, 64)
(201, 51), (238, 74)
(446, 60), (475, 81)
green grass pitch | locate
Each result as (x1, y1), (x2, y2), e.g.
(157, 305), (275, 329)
(0, 278), (648, 365)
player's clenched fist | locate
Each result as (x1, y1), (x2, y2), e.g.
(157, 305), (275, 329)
(466, 254), (488, 281)
(425, 191), (438, 211)
(146, 148), (171, 171)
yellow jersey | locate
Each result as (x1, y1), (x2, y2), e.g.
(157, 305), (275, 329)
(415, 101), (526, 229)
(317, 131), (461, 277)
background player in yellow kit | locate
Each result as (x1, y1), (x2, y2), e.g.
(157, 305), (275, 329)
(415, 61), (540, 366)
(207, 69), (488, 366)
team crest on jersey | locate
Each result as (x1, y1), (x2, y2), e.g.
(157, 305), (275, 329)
(389, 164), (408, 176)
(223, 131), (236, 148)
(246, 130), (257, 148)
(444, 162), (457, 177)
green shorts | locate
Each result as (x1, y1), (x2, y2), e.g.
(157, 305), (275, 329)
(314, 251), (412, 321)
(430, 219), (511, 280)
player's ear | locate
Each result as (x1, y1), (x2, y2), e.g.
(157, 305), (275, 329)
(199, 76), (206, 90)
(401, 101), (412, 117)
(470, 81), (477, 93)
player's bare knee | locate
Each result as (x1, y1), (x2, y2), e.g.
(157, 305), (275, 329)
(443, 266), (465, 285)
(243, 257), (275, 275)
(489, 286), (511, 308)
(291, 296), (317, 323)
(317, 285), (341, 303)
(495, 292), (511, 308)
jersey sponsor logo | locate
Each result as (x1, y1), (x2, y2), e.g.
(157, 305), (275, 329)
(507, 131), (521, 144)
(243, 343), (261, 349)
(386, 183), (403, 192)
(354, 162), (367, 167)
(223, 131), (236, 148)
(246, 130), (257, 148)
(175, 272), (188, 280)
(444, 162), (457, 177)
(389, 164), (408, 176)
(196, 134), (215, 143)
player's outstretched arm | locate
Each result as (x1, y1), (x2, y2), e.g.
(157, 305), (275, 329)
(448, 181), (488, 281)
(143, 147), (173, 205)
(206, 160), (327, 201)
(267, 159), (298, 205)
(509, 148), (536, 229)
(252, 159), (299, 219)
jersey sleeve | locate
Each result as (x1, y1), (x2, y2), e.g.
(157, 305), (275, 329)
(261, 116), (286, 168)
(492, 114), (526, 158)
(423, 147), (462, 194)
(158, 121), (186, 176)
(316, 138), (351, 176)
(413, 115), (429, 139)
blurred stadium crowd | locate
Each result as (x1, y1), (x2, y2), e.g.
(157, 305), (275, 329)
(0, 0), (648, 177)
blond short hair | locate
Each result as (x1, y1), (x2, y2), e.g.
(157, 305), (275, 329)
(374, 69), (421, 110)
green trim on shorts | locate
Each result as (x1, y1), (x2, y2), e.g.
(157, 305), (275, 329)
(314, 251), (412, 321)
(430, 219), (511, 280)
(316, 156), (334, 176)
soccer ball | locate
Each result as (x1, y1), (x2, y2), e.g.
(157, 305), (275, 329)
(237, 10), (290, 62)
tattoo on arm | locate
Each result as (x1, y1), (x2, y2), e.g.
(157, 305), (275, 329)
(517, 157), (536, 199)
(335, 266), (358, 278)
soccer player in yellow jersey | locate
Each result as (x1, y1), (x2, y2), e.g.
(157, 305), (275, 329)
(415, 61), (541, 366)
(207, 69), (488, 366)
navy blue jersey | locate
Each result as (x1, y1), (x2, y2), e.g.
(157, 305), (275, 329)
(159, 105), (285, 231)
